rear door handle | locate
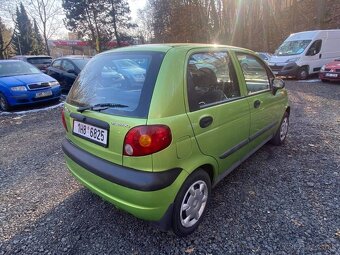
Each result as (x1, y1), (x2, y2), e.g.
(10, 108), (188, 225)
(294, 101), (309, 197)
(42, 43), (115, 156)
(254, 100), (261, 108)
(199, 116), (213, 128)
(319, 53), (322, 59)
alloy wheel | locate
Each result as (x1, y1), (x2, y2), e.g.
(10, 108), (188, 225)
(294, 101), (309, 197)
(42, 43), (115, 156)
(280, 117), (289, 141)
(180, 180), (208, 228)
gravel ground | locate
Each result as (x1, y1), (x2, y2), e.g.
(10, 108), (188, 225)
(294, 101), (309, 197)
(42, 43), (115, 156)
(0, 80), (339, 254)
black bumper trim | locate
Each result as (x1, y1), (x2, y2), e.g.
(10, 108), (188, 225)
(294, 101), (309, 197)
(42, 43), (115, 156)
(62, 139), (181, 191)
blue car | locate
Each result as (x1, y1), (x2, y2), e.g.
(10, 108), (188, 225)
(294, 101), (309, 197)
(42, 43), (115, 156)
(0, 60), (61, 111)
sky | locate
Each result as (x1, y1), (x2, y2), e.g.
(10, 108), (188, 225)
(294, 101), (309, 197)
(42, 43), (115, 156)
(129, 0), (147, 22)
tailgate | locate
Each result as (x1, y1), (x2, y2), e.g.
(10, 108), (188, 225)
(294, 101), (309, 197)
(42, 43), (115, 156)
(64, 104), (146, 166)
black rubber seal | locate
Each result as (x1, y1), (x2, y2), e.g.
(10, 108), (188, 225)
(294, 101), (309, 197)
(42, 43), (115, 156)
(62, 139), (181, 191)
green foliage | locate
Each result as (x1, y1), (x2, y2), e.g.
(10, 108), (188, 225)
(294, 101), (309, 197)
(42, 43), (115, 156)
(62, 0), (135, 51)
(32, 19), (45, 55)
(13, 3), (35, 55)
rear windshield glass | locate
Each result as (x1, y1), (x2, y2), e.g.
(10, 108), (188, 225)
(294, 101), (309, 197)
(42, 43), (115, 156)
(27, 57), (52, 64)
(66, 51), (165, 118)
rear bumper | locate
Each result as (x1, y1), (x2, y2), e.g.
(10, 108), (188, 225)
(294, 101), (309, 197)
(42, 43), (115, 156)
(269, 62), (300, 76)
(62, 139), (187, 223)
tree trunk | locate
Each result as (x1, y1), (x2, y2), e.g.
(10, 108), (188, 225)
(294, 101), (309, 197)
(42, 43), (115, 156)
(43, 22), (50, 55)
(316, 0), (326, 29)
(109, 0), (121, 47)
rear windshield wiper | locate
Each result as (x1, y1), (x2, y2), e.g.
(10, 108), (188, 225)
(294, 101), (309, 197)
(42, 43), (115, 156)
(77, 103), (128, 113)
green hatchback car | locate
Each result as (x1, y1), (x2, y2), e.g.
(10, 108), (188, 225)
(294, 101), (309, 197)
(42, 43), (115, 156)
(62, 44), (290, 236)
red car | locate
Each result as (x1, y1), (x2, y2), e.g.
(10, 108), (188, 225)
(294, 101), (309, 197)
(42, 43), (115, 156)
(319, 58), (340, 82)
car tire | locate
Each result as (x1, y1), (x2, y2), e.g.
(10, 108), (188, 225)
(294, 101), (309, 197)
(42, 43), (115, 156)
(321, 79), (328, 83)
(0, 93), (11, 111)
(271, 111), (289, 146)
(297, 67), (309, 80)
(172, 169), (211, 237)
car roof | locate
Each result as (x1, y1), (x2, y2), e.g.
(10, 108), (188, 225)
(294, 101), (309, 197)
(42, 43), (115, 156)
(0, 60), (24, 63)
(102, 43), (251, 54)
(13, 55), (51, 58)
(54, 56), (91, 61)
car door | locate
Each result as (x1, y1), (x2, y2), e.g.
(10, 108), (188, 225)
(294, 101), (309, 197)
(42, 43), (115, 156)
(305, 39), (323, 73)
(60, 60), (77, 89)
(186, 49), (251, 175)
(48, 59), (62, 80)
(235, 51), (281, 149)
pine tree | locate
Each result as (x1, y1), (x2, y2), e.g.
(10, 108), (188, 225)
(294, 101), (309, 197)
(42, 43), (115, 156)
(32, 19), (45, 55)
(13, 3), (35, 55)
(107, 0), (135, 46)
(63, 0), (110, 52)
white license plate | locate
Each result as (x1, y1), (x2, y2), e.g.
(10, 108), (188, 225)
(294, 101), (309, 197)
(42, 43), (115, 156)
(273, 71), (279, 75)
(73, 120), (108, 146)
(35, 90), (52, 98)
(325, 73), (338, 77)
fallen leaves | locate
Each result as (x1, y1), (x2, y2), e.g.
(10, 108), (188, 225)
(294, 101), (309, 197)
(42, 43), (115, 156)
(185, 247), (195, 254)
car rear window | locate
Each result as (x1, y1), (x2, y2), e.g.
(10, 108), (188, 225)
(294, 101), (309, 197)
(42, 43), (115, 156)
(66, 51), (165, 118)
(27, 57), (52, 64)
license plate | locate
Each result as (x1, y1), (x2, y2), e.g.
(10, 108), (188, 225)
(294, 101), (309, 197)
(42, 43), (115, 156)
(35, 90), (52, 98)
(273, 71), (278, 75)
(325, 73), (338, 77)
(73, 120), (108, 146)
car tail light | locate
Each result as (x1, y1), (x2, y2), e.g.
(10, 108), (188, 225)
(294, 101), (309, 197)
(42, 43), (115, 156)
(123, 125), (172, 156)
(61, 109), (68, 131)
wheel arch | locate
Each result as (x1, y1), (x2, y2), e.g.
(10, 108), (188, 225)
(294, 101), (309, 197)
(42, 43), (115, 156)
(198, 164), (215, 184)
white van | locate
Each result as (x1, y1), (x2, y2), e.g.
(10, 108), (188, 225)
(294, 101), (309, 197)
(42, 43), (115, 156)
(268, 30), (340, 79)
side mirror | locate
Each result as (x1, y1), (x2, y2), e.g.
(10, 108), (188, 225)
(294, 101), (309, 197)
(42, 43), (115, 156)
(272, 78), (285, 95)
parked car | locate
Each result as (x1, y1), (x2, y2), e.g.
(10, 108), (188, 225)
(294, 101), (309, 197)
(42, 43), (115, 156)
(268, 29), (340, 79)
(319, 58), (340, 82)
(11, 55), (52, 73)
(239, 54), (264, 72)
(61, 44), (289, 236)
(47, 56), (90, 90)
(110, 59), (146, 87)
(257, 52), (272, 62)
(0, 60), (61, 111)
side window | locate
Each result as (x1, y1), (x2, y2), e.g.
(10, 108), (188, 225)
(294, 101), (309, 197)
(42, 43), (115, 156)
(187, 51), (240, 111)
(52, 60), (62, 68)
(61, 60), (75, 72)
(236, 53), (271, 94)
(306, 40), (322, 56)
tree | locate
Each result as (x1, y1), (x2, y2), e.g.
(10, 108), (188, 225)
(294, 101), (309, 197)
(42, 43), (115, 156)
(29, 0), (64, 55)
(0, 17), (15, 59)
(63, 0), (135, 51)
(32, 19), (45, 54)
(13, 3), (35, 55)
(107, 0), (135, 46)
(136, 2), (154, 43)
(63, 0), (111, 52)
(145, 0), (340, 52)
